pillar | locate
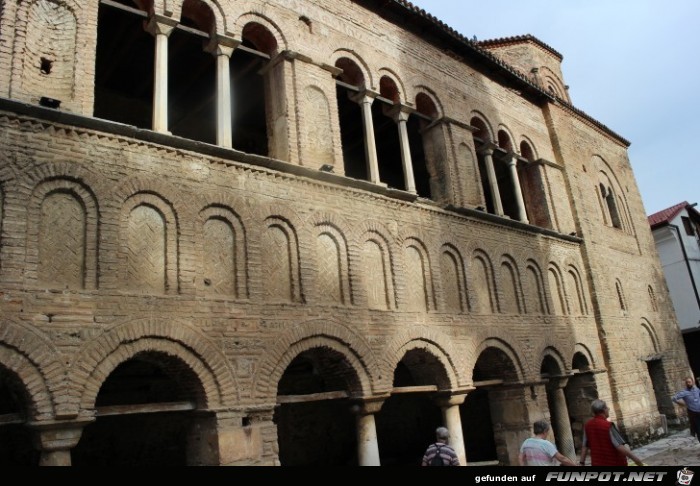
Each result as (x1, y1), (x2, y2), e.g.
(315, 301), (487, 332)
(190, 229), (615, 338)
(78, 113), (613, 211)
(146, 16), (177, 133)
(547, 377), (576, 461)
(435, 392), (469, 466)
(479, 144), (504, 216)
(352, 398), (385, 466)
(187, 410), (267, 466)
(506, 153), (529, 223)
(350, 90), (381, 185)
(389, 104), (417, 194)
(30, 418), (93, 466)
(211, 38), (239, 148)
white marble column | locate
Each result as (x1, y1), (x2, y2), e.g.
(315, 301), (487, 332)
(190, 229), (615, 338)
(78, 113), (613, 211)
(506, 153), (529, 223)
(435, 393), (468, 466)
(147, 16), (177, 134)
(352, 398), (384, 466)
(479, 145), (504, 216)
(389, 104), (417, 194)
(211, 38), (239, 148)
(350, 90), (381, 185)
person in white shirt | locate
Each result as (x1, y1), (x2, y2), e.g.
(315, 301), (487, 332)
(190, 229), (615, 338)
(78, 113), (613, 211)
(519, 419), (576, 466)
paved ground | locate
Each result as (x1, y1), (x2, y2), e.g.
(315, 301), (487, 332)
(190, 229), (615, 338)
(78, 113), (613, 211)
(627, 428), (700, 466)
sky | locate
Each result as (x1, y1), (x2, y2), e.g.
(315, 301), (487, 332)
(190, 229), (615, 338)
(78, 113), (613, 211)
(407, 0), (700, 216)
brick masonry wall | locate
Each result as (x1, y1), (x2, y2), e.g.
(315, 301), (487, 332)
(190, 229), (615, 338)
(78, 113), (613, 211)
(0, 0), (690, 459)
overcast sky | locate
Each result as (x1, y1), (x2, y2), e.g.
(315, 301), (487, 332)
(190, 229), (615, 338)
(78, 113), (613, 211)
(408, 0), (700, 216)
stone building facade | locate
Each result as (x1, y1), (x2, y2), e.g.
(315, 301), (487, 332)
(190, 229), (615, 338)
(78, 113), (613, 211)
(0, 0), (690, 466)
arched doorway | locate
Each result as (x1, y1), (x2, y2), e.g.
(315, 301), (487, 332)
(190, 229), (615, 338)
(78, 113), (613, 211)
(461, 345), (524, 465)
(274, 347), (361, 466)
(376, 348), (448, 465)
(564, 351), (600, 455)
(0, 366), (37, 466)
(72, 351), (206, 466)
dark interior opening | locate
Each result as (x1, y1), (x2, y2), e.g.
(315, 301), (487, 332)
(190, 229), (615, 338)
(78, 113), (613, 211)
(94, 2), (154, 129)
(373, 101), (404, 190)
(336, 85), (367, 180)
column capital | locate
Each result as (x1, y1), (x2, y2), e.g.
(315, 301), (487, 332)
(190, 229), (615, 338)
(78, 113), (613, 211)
(349, 89), (380, 106)
(351, 396), (388, 415)
(29, 418), (95, 452)
(387, 103), (416, 123)
(434, 388), (473, 407)
(207, 35), (240, 57)
(146, 15), (178, 37)
(545, 375), (571, 390)
(477, 141), (499, 156)
(504, 151), (519, 166)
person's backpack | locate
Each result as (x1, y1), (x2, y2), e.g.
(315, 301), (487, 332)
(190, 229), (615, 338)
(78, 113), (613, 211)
(430, 445), (446, 466)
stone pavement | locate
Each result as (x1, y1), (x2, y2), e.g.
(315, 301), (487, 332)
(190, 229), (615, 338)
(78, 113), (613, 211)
(628, 429), (700, 466)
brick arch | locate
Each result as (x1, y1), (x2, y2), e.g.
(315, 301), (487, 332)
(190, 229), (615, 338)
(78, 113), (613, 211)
(0, 153), (19, 182)
(352, 221), (398, 309)
(539, 66), (567, 100)
(21, 161), (106, 201)
(119, 191), (179, 294)
(592, 156), (634, 235)
(496, 124), (517, 152)
(439, 242), (471, 313)
(524, 259), (549, 314)
(469, 111), (495, 142)
(25, 176), (100, 289)
(413, 85), (443, 119)
(518, 135), (539, 160)
(157, 0), (227, 37)
(234, 12), (287, 51)
(400, 236), (436, 311)
(470, 337), (525, 383)
(0, 320), (67, 418)
(332, 48), (373, 88)
(499, 253), (524, 314)
(10, 0), (81, 107)
(565, 263), (588, 315)
(307, 212), (353, 306)
(471, 248), (498, 313)
(381, 330), (467, 391)
(198, 203), (249, 299)
(69, 319), (238, 411)
(262, 208), (305, 303)
(572, 343), (598, 371)
(253, 319), (377, 402)
(547, 262), (568, 316)
(377, 67), (406, 104)
(640, 319), (660, 357)
(110, 174), (193, 220)
(539, 346), (568, 376)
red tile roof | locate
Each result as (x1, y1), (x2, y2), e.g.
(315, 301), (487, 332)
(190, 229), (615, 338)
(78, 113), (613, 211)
(648, 201), (689, 228)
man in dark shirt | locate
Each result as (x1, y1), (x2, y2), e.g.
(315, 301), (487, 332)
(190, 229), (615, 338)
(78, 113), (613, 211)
(672, 377), (700, 444)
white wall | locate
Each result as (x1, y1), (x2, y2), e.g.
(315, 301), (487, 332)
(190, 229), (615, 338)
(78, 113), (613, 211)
(653, 210), (700, 331)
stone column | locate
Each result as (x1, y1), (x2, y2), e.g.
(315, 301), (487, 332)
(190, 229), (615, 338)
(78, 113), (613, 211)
(505, 153), (529, 223)
(30, 418), (93, 466)
(389, 104), (417, 194)
(435, 392), (469, 466)
(187, 410), (266, 466)
(350, 90), (381, 185)
(479, 144), (504, 216)
(547, 377), (576, 461)
(210, 37), (239, 148)
(146, 16), (177, 133)
(351, 398), (385, 466)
